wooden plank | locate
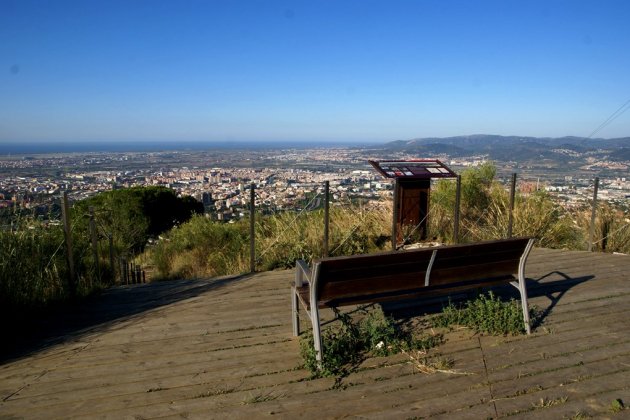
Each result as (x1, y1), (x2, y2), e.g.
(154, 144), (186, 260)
(2, 247), (630, 419)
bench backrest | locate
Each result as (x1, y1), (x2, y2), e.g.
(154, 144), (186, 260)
(313, 237), (532, 306)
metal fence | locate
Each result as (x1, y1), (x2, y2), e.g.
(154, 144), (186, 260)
(245, 173), (622, 273)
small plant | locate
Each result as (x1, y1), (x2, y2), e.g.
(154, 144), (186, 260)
(566, 411), (591, 419)
(403, 351), (459, 375)
(610, 398), (625, 413)
(299, 307), (442, 378)
(432, 292), (531, 335)
(242, 391), (283, 405)
(532, 396), (568, 409)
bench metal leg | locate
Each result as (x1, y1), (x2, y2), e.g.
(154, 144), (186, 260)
(311, 305), (323, 365)
(512, 278), (532, 334)
(292, 286), (300, 336)
(520, 286), (532, 335)
(517, 238), (535, 334)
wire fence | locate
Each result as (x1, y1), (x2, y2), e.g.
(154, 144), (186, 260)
(2, 171), (625, 309)
(243, 172), (629, 273)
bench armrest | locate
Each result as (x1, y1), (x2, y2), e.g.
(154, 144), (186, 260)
(295, 259), (312, 287)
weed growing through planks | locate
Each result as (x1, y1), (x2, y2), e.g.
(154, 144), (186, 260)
(403, 351), (459, 375)
(194, 386), (238, 398)
(242, 391), (284, 404)
(299, 307), (442, 378)
(566, 411), (591, 419)
(610, 398), (625, 413)
(533, 396), (568, 409)
(432, 292), (534, 335)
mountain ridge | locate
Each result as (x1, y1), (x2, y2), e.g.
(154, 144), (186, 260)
(381, 134), (630, 162)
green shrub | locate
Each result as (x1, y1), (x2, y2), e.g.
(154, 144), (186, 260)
(433, 292), (530, 335)
(148, 215), (249, 279)
(0, 218), (109, 320)
(299, 308), (442, 378)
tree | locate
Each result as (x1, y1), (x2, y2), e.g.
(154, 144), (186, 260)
(73, 186), (203, 253)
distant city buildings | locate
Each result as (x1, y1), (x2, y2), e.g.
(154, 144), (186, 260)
(1, 147), (629, 221)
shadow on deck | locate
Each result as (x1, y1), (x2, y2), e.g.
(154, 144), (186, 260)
(1, 273), (254, 364)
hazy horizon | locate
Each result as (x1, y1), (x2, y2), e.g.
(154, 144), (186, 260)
(2, 133), (630, 156)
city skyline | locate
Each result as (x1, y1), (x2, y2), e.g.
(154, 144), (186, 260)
(2, 0), (630, 144)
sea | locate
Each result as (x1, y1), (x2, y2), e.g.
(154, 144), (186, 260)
(0, 140), (373, 155)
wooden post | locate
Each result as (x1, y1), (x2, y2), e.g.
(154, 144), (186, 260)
(89, 206), (100, 284)
(122, 258), (128, 284)
(108, 234), (115, 283)
(507, 173), (517, 238)
(250, 183), (256, 273)
(392, 178), (399, 250)
(323, 181), (330, 257)
(588, 177), (599, 252)
(61, 192), (76, 296)
(453, 175), (461, 244)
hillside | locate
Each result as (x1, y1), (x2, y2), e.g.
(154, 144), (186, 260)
(381, 134), (630, 163)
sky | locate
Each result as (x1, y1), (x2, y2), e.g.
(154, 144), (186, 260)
(1, 0), (629, 144)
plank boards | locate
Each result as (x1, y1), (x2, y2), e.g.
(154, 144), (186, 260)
(1, 248), (630, 418)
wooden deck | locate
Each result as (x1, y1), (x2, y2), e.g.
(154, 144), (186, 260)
(1, 248), (630, 419)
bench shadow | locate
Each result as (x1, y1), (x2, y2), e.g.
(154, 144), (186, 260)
(1, 273), (255, 365)
(380, 271), (595, 330)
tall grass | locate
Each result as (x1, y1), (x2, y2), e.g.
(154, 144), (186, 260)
(1, 216), (116, 320)
(429, 163), (584, 249)
(146, 164), (630, 280)
(146, 204), (392, 279)
(146, 215), (250, 279)
(5, 163), (628, 313)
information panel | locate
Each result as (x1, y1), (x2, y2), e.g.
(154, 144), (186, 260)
(369, 159), (457, 179)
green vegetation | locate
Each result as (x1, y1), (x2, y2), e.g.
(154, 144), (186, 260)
(144, 162), (630, 280)
(6, 163), (630, 325)
(74, 186), (203, 253)
(610, 398), (625, 413)
(429, 162), (582, 248)
(299, 308), (442, 378)
(148, 215), (249, 279)
(0, 217), (105, 321)
(146, 205), (391, 279)
(1, 186), (201, 320)
(432, 292), (533, 335)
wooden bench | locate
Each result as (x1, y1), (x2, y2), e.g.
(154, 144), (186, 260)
(292, 237), (535, 363)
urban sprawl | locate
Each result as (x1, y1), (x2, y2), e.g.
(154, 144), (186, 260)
(2, 147), (630, 222)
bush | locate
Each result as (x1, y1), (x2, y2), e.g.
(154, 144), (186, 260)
(0, 218), (109, 321)
(432, 292), (531, 335)
(74, 186), (203, 254)
(299, 308), (442, 378)
(149, 215), (249, 279)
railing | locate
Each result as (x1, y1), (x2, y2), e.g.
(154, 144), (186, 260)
(244, 173), (625, 273)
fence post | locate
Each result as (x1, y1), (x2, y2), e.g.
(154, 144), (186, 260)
(392, 178), (399, 250)
(507, 173), (517, 238)
(61, 191), (76, 296)
(89, 206), (100, 284)
(250, 183), (256, 273)
(108, 233), (115, 283)
(588, 177), (599, 252)
(121, 257), (128, 284)
(323, 180), (330, 257)
(453, 175), (461, 244)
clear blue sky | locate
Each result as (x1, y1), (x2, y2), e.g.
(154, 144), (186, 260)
(1, 0), (629, 144)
